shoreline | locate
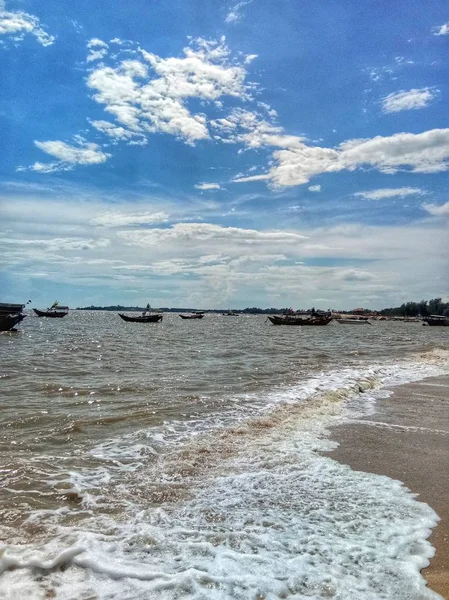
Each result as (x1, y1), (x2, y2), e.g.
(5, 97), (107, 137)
(323, 375), (449, 599)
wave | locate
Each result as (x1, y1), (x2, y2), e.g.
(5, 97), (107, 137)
(0, 349), (447, 599)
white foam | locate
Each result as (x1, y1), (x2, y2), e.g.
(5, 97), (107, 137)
(1, 353), (447, 599)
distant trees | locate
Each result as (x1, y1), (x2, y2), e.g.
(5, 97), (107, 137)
(380, 298), (449, 317)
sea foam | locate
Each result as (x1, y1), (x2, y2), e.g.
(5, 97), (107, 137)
(0, 353), (447, 599)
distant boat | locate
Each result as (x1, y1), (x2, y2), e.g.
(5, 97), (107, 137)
(0, 302), (27, 331)
(268, 310), (332, 326)
(118, 303), (162, 323)
(119, 313), (163, 323)
(179, 312), (204, 320)
(33, 307), (69, 318)
(222, 311), (239, 316)
(336, 318), (371, 325)
(424, 315), (449, 327)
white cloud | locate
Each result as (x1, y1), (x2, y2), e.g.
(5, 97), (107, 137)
(433, 22), (449, 36)
(91, 211), (169, 227)
(0, 8), (54, 46)
(87, 37), (108, 62)
(2, 236), (110, 251)
(118, 222), (308, 247)
(195, 183), (221, 190)
(225, 0), (252, 24)
(308, 185), (321, 192)
(235, 127), (449, 188)
(87, 37), (252, 146)
(244, 54), (258, 64)
(2, 196), (447, 308)
(339, 129), (449, 174)
(22, 140), (111, 173)
(354, 187), (423, 200)
(338, 269), (375, 282)
(421, 201), (449, 216)
(382, 88), (438, 113)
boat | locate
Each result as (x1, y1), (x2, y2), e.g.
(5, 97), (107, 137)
(179, 312), (204, 320)
(118, 304), (163, 323)
(423, 315), (449, 327)
(33, 307), (69, 318)
(336, 317), (371, 324)
(222, 311), (239, 316)
(119, 313), (163, 323)
(268, 310), (332, 326)
(0, 302), (27, 331)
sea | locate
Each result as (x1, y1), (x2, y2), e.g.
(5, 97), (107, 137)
(0, 311), (448, 600)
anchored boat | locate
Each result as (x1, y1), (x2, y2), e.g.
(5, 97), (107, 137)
(0, 302), (27, 331)
(118, 303), (163, 323)
(33, 301), (68, 318)
(179, 312), (204, 320)
(336, 317), (371, 325)
(424, 315), (449, 327)
(268, 310), (332, 326)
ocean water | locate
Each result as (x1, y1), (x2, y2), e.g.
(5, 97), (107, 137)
(0, 311), (448, 599)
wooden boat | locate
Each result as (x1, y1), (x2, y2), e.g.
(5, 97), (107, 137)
(0, 303), (26, 331)
(33, 306), (68, 318)
(119, 312), (163, 323)
(268, 311), (332, 326)
(179, 312), (204, 319)
(424, 315), (449, 327)
(336, 318), (371, 324)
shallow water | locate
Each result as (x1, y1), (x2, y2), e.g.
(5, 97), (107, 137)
(0, 311), (448, 599)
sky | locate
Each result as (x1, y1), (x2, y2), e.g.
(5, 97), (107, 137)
(1, 0), (448, 310)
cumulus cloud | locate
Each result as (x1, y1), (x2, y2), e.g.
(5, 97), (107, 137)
(234, 127), (449, 188)
(354, 187), (423, 200)
(422, 201), (449, 216)
(0, 8), (54, 46)
(19, 139), (111, 173)
(87, 37), (252, 146)
(308, 185), (321, 192)
(433, 22), (449, 36)
(382, 88), (438, 113)
(87, 37), (109, 63)
(195, 183), (221, 190)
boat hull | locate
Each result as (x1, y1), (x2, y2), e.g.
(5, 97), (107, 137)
(33, 308), (68, 318)
(119, 313), (163, 323)
(0, 313), (26, 331)
(179, 314), (204, 319)
(336, 319), (370, 324)
(424, 318), (449, 326)
(268, 316), (332, 326)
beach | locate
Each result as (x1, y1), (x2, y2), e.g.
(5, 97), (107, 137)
(325, 375), (449, 599)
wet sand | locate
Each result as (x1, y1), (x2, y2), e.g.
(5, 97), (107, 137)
(324, 375), (449, 599)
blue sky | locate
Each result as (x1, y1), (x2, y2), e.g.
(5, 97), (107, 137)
(1, 0), (448, 309)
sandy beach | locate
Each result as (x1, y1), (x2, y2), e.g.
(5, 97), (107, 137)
(324, 375), (449, 599)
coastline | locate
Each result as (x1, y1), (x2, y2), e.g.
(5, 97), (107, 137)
(323, 375), (449, 598)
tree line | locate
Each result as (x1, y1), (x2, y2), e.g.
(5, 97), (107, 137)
(379, 298), (449, 317)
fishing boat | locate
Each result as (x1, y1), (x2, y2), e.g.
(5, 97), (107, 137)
(33, 303), (69, 318)
(423, 315), (449, 327)
(0, 302), (27, 331)
(268, 310), (332, 326)
(336, 317), (371, 325)
(221, 311), (239, 316)
(118, 303), (162, 323)
(179, 312), (204, 320)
